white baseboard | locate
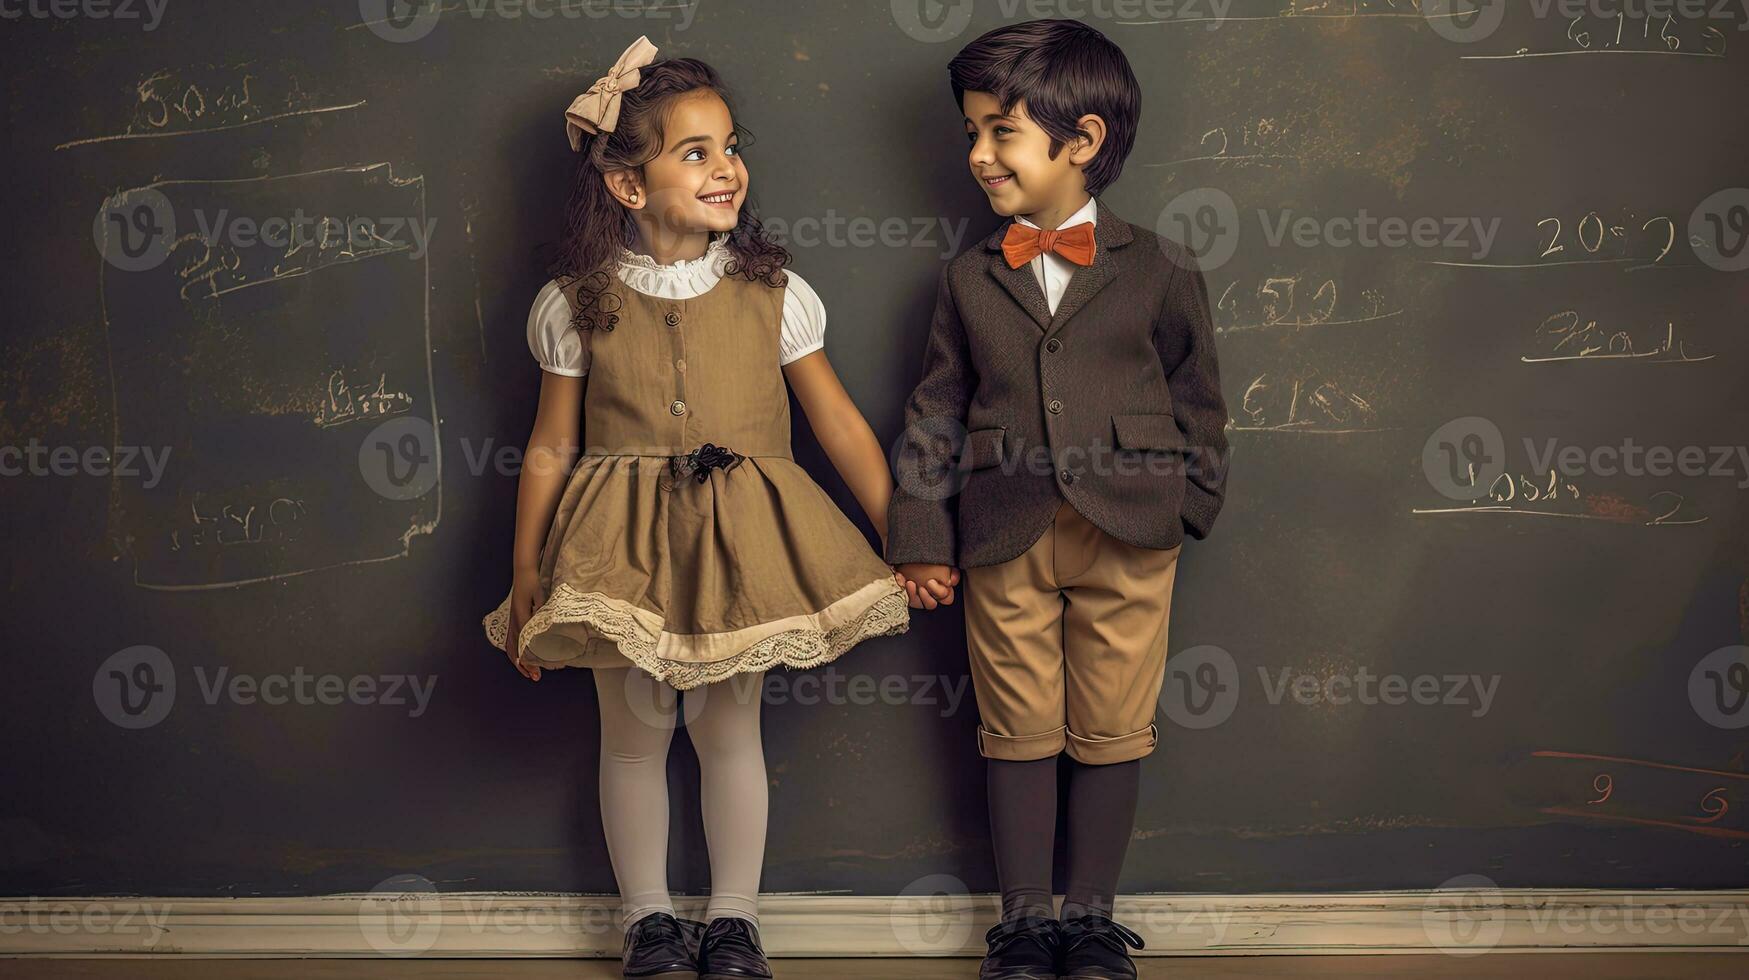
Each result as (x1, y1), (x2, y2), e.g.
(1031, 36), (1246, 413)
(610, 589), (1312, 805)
(4, 890), (1749, 957)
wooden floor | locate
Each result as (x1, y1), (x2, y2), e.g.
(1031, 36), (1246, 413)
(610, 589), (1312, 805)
(6, 954), (1744, 978)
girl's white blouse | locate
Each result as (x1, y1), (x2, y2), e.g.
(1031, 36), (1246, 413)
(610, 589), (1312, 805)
(526, 233), (828, 377)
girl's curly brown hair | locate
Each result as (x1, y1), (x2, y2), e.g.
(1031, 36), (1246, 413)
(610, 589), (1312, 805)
(551, 56), (790, 333)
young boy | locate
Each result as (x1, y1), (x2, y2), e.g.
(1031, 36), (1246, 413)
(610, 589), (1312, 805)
(886, 19), (1230, 980)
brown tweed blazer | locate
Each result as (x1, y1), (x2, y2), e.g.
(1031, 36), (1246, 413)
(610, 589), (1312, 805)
(885, 199), (1229, 570)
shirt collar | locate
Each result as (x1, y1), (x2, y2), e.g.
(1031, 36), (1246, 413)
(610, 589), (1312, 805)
(1016, 195), (1098, 232)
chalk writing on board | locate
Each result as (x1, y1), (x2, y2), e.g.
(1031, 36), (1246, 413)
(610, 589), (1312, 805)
(1145, 119), (1299, 172)
(1215, 274), (1399, 335)
(56, 66), (365, 150)
(1413, 487), (1707, 525)
(315, 372), (414, 428)
(1522, 312), (1714, 364)
(1430, 210), (1684, 270)
(1531, 751), (1749, 841)
(99, 163), (438, 590)
(1231, 372), (1390, 434)
(1114, 0), (1457, 28)
(1463, 11), (1732, 61)
(173, 215), (415, 302)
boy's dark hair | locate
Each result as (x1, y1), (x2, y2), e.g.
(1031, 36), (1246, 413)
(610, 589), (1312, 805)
(948, 19), (1141, 197)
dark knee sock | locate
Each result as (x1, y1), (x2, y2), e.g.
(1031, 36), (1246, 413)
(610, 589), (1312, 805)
(987, 757), (1058, 922)
(1062, 757), (1141, 921)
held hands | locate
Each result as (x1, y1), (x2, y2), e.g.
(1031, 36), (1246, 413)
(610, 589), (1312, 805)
(505, 567), (546, 682)
(893, 563), (961, 610)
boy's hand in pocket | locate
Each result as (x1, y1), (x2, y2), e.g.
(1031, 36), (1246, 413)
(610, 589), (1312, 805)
(895, 563), (961, 610)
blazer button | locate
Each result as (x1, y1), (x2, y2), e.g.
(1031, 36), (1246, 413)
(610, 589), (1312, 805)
(669, 400), (686, 416)
(1045, 338), (1061, 353)
(1060, 469), (1076, 485)
(664, 311), (681, 327)
(1048, 399), (1063, 414)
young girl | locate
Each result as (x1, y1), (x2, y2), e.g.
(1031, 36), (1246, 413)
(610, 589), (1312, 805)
(482, 37), (911, 979)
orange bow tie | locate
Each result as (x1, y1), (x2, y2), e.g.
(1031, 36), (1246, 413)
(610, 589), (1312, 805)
(1001, 221), (1096, 269)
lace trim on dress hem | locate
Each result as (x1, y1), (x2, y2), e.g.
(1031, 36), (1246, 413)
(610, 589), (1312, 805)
(482, 577), (909, 690)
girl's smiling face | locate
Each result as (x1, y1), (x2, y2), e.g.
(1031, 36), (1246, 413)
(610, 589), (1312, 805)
(632, 89), (748, 235)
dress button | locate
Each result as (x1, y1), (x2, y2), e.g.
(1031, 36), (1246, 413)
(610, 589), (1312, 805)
(1045, 338), (1061, 353)
(1048, 399), (1063, 414)
(669, 400), (686, 416)
(664, 311), (681, 327)
(675, 358), (686, 372)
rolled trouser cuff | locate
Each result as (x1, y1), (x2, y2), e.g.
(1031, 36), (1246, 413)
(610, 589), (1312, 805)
(977, 724), (1067, 761)
(1065, 723), (1157, 765)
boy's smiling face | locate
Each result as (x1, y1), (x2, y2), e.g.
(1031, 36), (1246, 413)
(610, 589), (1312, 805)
(962, 90), (1100, 226)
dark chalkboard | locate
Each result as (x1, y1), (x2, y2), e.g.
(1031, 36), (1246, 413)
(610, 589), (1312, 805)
(4, 0), (1748, 907)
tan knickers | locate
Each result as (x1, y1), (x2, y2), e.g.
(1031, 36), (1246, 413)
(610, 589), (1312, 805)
(963, 499), (1181, 765)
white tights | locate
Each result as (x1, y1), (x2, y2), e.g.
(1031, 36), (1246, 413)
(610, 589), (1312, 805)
(592, 667), (768, 928)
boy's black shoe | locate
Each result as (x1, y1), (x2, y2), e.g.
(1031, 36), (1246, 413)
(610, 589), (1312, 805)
(695, 915), (773, 980)
(979, 915), (1061, 980)
(1058, 913), (1146, 980)
(621, 912), (704, 979)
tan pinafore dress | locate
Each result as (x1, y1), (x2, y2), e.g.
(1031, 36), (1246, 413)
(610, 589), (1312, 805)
(483, 269), (909, 690)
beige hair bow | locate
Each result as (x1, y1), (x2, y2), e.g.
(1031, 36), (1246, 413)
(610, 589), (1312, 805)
(565, 35), (659, 150)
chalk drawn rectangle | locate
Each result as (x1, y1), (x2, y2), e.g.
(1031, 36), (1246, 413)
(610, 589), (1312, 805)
(98, 164), (439, 590)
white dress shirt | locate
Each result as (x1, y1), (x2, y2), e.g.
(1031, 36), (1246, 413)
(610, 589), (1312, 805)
(1014, 195), (1098, 316)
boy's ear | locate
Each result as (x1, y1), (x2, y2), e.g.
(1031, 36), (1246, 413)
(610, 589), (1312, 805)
(603, 169), (645, 210)
(1068, 113), (1108, 169)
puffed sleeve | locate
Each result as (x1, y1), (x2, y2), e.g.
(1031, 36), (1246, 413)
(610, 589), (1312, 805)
(778, 270), (827, 365)
(526, 280), (589, 376)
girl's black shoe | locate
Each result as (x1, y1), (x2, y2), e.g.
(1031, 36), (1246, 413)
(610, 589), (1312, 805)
(1058, 913), (1145, 980)
(621, 911), (704, 979)
(695, 915), (774, 980)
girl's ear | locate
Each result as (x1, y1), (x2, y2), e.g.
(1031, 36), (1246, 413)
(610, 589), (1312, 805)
(603, 168), (645, 210)
(1068, 113), (1107, 169)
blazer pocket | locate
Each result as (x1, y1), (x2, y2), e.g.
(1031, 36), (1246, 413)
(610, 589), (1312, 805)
(963, 426), (1007, 469)
(1112, 413), (1188, 452)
